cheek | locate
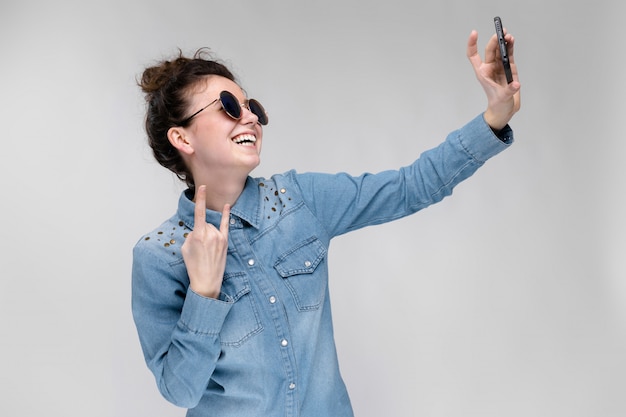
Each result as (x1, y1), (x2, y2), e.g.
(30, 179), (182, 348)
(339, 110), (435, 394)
(256, 127), (264, 152)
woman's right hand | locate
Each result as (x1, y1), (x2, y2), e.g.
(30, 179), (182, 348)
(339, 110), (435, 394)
(181, 185), (231, 299)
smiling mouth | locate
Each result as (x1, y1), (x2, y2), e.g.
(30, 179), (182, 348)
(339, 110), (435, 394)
(232, 134), (257, 146)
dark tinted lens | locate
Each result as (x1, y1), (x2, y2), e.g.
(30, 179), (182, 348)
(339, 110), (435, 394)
(219, 91), (242, 119)
(249, 99), (268, 125)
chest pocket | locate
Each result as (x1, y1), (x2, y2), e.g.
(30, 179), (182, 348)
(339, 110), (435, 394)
(274, 236), (328, 311)
(219, 271), (263, 347)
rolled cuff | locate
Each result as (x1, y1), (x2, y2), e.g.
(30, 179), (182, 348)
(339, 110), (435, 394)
(457, 113), (514, 163)
(178, 287), (233, 335)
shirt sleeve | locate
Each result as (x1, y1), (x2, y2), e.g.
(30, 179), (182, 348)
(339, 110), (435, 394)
(293, 113), (513, 237)
(131, 243), (233, 408)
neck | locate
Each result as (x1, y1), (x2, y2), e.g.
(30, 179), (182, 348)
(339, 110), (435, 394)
(194, 173), (248, 212)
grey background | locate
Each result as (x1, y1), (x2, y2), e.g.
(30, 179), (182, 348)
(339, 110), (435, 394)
(1, 0), (624, 416)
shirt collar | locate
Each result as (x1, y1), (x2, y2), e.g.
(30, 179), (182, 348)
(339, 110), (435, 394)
(177, 177), (261, 230)
(230, 177), (261, 228)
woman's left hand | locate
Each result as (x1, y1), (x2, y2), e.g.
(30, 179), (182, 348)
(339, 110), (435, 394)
(467, 29), (521, 131)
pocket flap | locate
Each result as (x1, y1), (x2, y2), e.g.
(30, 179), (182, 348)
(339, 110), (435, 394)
(274, 236), (327, 278)
(220, 272), (251, 302)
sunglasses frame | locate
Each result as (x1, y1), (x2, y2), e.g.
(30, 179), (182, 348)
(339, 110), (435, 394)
(179, 90), (268, 126)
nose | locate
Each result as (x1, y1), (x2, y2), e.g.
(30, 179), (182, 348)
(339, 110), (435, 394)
(239, 102), (260, 125)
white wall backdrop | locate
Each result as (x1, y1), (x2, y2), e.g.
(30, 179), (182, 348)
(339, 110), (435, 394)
(1, 1), (624, 416)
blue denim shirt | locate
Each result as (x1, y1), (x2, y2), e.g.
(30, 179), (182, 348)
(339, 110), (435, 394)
(132, 114), (513, 416)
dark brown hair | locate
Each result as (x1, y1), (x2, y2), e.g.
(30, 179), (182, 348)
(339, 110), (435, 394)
(138, 48), (237, 189)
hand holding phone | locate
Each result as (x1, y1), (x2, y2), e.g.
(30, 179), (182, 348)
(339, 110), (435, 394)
(494, 16), (513, 84)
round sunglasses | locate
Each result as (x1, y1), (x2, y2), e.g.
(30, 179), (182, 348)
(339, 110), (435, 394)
(180, 90), (268, 126)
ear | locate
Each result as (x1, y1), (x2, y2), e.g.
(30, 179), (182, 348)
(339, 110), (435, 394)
(167, 127), (194, 156)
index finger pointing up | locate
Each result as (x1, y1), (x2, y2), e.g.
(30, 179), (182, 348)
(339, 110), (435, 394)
(466, 30), (482, 70)
(194, 185), (207, 226)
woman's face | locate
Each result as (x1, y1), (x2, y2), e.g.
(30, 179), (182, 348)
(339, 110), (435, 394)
(182, 75), (264, 179)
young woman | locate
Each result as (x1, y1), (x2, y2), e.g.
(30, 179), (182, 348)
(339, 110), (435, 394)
(132, 29), (521, 416)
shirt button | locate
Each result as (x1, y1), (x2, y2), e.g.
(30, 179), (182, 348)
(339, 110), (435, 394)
(289, 383), (296, 390)
(304, 260), (312, 268)
(248, 259), (255, 266)
(281, 339), (288, 347)
(269, 296), (276, 304)
(229, 218), (236, 225)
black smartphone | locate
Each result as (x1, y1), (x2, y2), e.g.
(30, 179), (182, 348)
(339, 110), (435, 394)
(494, 16), (513, 83)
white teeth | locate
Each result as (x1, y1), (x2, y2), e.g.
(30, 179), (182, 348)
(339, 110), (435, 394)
(233, 134), (257, 144)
